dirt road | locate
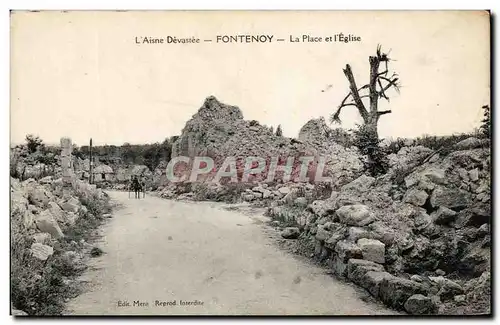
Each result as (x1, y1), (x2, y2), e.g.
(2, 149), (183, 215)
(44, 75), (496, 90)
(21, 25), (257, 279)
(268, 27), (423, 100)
(66, 191), (396, 315)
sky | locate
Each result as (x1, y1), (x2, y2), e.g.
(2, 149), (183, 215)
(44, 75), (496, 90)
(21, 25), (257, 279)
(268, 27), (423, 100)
(10, 11), (490, 146)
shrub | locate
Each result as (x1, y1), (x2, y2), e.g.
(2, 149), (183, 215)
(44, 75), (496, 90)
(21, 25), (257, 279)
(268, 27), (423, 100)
(352, 124), (388, 176)
(267, 205), (302, 228)
(72, 149), (85, 160)
(311, 182), (333, 200)
(391, 164), (415, 186)
(329, 128), (356, 148)
(218, 183), (255, 203)
(192, 182), (254, 203)
(384, 138), (406, 155)
(173, 182), (192, 195)
(34, 151), (57, 166)
(77, 192), (110, 218)
(63, 211), (100, 243)
(25, 134), (44, 154)
(11, 240), (84, 316)
(192, 183), (213, 201)
(10, 217), (77, 315)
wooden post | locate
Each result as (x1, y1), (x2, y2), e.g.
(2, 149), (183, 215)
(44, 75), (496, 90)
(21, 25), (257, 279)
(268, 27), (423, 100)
(89, 138), (93, 184)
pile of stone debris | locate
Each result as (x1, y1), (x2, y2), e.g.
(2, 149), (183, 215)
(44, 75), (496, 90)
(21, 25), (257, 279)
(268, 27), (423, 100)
(164, 96), (363, 185)
(268, 138), (490, 315)
(10, 138), (110, 315)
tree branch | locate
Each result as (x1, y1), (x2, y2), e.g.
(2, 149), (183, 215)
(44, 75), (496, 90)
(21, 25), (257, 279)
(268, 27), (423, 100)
(379, 76), (397, 83)
(377, 69), (388, 77)
(378, 110), (392, 116)
(340, 103), (358, 108)
(339, 92), (352, 107)
(381, 78), (399, 93)
(331, 96), (358, 124)
(377, 79), (389, 100)
(330, 106), (344, 124)
(358, 84), (370, 91)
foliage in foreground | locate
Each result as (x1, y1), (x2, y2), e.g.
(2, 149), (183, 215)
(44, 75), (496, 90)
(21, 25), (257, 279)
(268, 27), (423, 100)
(352, 124), (388, 176)
(11, 193), (110, 315)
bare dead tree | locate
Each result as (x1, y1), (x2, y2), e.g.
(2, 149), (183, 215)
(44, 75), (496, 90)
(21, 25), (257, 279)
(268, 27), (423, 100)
(330, 45), (400, 140)
(330, 45), (400, 176)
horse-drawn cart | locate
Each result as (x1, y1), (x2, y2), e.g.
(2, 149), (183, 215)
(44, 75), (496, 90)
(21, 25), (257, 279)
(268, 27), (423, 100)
(128, 176), (145, 199)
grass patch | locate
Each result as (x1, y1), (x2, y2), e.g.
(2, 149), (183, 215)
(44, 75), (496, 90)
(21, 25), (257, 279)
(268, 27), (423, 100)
(413, 133), (480, 151)
(267, 205), (304, 228)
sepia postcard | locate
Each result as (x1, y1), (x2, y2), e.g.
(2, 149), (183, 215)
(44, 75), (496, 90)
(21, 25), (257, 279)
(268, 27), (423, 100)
(10, 10), (491, 316)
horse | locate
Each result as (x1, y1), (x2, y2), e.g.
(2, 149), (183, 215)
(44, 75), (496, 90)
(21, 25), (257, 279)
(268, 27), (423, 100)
(128, 177), (145, 199)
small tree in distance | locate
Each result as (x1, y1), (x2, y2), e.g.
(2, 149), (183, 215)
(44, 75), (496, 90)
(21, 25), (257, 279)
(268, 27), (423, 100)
(276, 125), (283, 137)
(480, 105), (491, 139)
(25, 134), (43, 153)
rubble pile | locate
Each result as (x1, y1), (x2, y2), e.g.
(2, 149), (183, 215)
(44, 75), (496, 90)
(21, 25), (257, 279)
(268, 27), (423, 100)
(166, 96), (363, 186)
(267, 140), (490, 315)
(10, 138), (110, 315)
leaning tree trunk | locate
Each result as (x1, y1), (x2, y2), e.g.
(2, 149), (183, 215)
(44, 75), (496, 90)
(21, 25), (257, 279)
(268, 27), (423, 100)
(340, 62), (380, 141)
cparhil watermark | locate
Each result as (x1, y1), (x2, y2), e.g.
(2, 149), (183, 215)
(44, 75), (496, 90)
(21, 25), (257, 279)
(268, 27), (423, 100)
(165, 155), (332, 184)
